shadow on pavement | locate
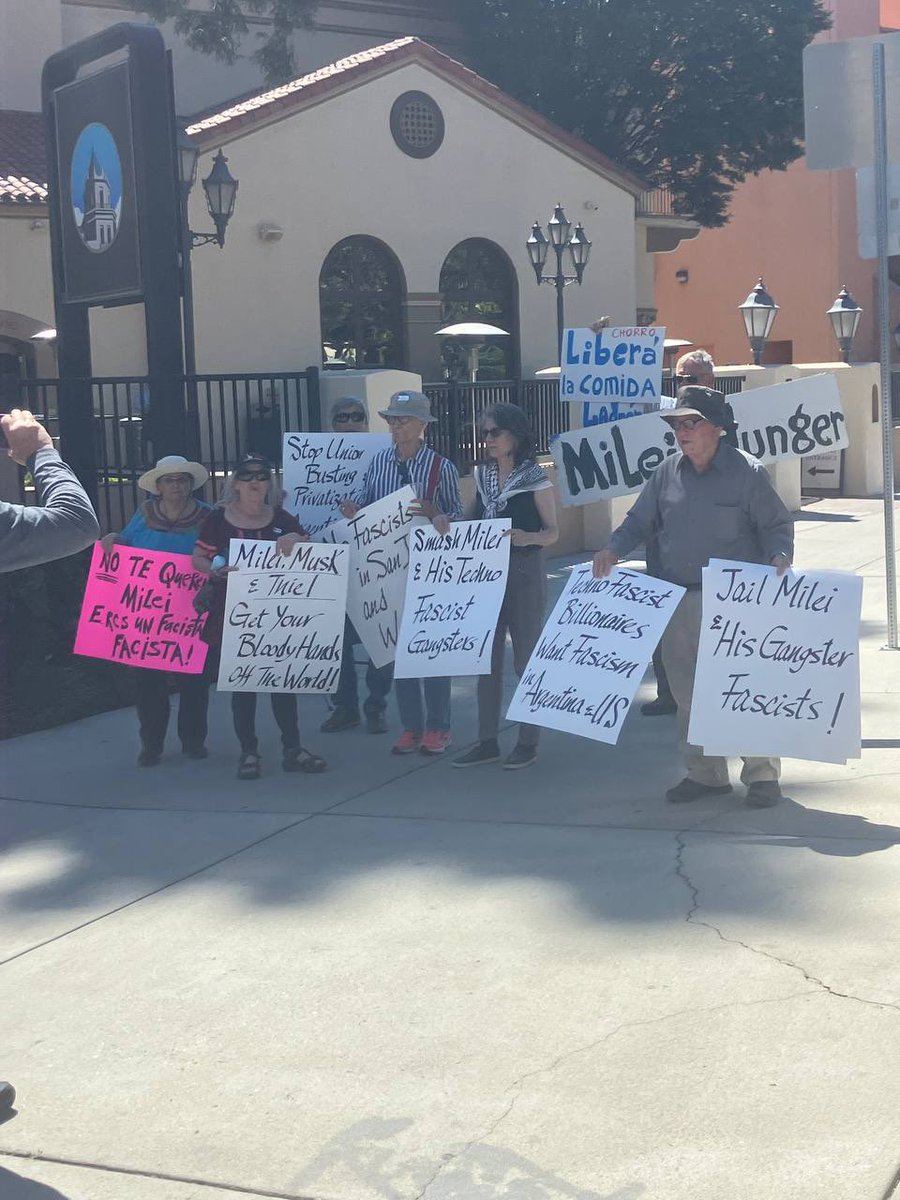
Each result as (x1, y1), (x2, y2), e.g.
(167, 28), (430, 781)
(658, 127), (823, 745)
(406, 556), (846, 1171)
(288, 1117), (644, 1200)
(0, 1167), (69, 1199)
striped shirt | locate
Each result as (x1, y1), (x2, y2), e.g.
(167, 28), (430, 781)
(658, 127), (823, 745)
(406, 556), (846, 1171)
(356, 442), (462, 518)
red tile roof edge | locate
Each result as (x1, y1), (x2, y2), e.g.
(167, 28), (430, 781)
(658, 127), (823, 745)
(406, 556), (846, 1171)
(186, 37), (647, 195)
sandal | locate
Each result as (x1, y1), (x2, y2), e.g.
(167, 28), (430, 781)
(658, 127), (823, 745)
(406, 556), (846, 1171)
(282, 746), (327, 774)
(237, 752), (261, 780)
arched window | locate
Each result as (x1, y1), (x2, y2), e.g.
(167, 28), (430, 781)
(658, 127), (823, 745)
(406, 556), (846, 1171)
(319, 236), (406, 369)
(439, 239), (519, 380)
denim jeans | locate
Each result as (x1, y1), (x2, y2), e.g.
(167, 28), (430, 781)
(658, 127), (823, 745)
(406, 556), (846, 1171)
(394, 676), (451, 734)
(333, 618), (393, 715)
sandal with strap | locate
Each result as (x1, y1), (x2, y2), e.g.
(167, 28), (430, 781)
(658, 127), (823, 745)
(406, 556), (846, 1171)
(237, 752), (261, 780)
(283, 746), (327, 774)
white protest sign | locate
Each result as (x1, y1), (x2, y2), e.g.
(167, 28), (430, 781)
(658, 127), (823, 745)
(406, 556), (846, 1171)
(393, 519), (511, 679)
(552, 374), (848, 508)
(217, 539), (348, 693)
(560, 326), (666, 406)
(282, 432), (391, 538)
(324, 486), (424, 669)
(688, 559), (862, 764)
(506, 564), (685, 744)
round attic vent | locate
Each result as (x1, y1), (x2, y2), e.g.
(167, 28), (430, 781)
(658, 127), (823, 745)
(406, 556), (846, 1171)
(390, 91), (445, 159)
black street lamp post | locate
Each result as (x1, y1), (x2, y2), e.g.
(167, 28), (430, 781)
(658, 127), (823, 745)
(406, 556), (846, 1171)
(527, 204), (592, 358)
(176, 134), (239, 382)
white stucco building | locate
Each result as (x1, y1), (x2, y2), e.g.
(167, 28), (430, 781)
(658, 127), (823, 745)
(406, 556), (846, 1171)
(0, 2), (697, 395)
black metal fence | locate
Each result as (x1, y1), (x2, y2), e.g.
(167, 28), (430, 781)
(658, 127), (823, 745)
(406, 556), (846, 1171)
(13, 369), (321, 532)
(11, 368), (755, 531)
(424, 378), (567, 469)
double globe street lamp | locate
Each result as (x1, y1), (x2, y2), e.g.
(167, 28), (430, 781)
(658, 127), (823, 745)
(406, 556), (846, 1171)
(527, 205), (592, 357)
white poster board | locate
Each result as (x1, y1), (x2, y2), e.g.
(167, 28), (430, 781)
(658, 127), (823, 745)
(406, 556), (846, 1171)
(282, 432), (390, 538)
(560, 326), (666, 406)
(217, 539), (348, 693)
(552, 374), (848, 507)
(506, 564), (685, 744)
(324, 486), (423, 669)
(393, 519), (511, 679)
(688, 559), (863, 764)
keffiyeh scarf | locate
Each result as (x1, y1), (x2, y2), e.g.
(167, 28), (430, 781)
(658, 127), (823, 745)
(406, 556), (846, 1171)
(474, 459), (551, 520)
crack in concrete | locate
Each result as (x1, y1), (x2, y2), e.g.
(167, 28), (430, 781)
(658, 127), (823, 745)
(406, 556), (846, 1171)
(414, 987), (817, 1198)
(673, 832), (900, 1014)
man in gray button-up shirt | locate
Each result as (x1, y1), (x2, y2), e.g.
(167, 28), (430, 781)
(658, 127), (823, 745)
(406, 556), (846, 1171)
(594, 387), (794, 807)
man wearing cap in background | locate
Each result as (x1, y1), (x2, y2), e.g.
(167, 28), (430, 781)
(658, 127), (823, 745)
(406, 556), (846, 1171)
(340, 390), (462, 756)
(322, 397), (394, 735)
(593, 386), (794, 807)
(641, 353), (716, 715)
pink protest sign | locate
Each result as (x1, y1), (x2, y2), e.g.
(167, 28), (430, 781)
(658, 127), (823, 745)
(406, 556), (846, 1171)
(74, 544), (208, 674)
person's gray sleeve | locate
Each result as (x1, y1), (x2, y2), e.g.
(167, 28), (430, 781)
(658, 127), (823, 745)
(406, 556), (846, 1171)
(0, 447), (100, 573)
(749, 464), (795, 561)
(606, 471), (662, 559)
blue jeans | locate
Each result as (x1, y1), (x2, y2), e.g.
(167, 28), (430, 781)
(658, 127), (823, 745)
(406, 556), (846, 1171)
(333, 619), (393, 716)
(394, 676), (452, 734)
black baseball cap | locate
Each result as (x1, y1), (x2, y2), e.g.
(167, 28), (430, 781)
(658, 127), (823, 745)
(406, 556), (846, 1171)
(661, 386), (734, 430)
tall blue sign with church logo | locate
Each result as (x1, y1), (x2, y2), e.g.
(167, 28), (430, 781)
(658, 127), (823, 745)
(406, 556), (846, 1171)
(43, 24), (187, 486)
(54, 62), (142, 303)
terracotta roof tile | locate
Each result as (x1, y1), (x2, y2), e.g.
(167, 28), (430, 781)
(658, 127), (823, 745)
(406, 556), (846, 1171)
(186, 37), (417, 135)
(0, 110), (48, 205)
(185, 37), (645, 195)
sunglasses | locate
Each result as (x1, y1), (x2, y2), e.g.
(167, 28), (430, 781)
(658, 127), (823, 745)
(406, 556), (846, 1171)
(385, 415), (416, 425)
(235, 471), (271, 482)
(668, 416), (706, 432)
(157, 474), (192, 485)
(334, 411), (366, 424)
(675, 373), (699, 384)
(481, 427), (506, 438)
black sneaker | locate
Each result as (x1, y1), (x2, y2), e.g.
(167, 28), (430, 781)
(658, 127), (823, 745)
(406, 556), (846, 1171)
(451, 740), (501, 768)
(137, 746), (161, 767)
(237, 752), (261, 780)
(503, 744), (537, 770)
(320, 708), (361, 733)
(181, 743), (208, 759)
(665, 777), (733, 803)
(745, 780), (782, 808)
(366, 711), (388, 735)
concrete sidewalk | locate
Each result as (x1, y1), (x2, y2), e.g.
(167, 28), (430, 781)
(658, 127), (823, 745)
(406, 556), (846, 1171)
(1, 498), (899, 1200)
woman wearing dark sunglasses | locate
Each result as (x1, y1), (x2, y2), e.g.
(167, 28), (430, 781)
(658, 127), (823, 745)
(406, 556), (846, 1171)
(452, 404), (558, 771)
(193, 453), (327, 780)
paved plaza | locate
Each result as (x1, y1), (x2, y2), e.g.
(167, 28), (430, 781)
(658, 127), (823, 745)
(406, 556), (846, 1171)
(1, 497), (900, 1200)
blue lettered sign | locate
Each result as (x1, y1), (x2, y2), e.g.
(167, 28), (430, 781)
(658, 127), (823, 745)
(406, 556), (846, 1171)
(560, 326), (665, 406)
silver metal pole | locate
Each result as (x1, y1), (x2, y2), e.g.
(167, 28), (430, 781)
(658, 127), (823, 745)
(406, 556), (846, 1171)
(873, 41), (899, 648)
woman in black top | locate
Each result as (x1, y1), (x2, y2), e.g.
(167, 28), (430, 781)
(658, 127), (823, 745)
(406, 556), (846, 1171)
(193, 453), (327, 781)
(452, 404), (558, 770)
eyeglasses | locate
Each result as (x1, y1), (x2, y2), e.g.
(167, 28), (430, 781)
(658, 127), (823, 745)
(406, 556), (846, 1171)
(481, 427), (505, 438)
(668, 416), (706, 432)
(385, 415), (416, 426)
(674, 373), (699, 384)
(235, 471), (271, 482)
(157, 475), (192, 486)
(333, 412), (366, 424)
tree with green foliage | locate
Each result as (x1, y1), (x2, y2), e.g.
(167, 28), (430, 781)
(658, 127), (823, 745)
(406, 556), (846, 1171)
(457, 0), (831, 226)
(133, 0), (830, 226)
(131, 1), (319, 85)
